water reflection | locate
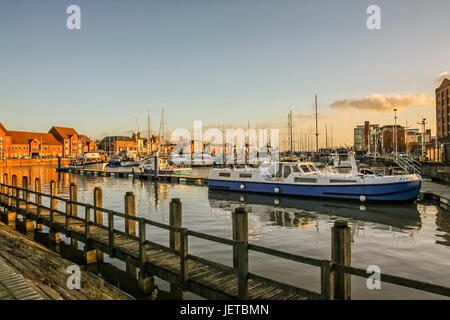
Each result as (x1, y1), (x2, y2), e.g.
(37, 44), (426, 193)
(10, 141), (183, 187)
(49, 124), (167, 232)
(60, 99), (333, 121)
(2, 166), (450, 299)
(208, 190), (422, 233)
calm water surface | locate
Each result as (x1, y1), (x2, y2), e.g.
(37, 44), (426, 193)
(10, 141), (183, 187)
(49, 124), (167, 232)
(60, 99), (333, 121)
(1, 166), (449, 300)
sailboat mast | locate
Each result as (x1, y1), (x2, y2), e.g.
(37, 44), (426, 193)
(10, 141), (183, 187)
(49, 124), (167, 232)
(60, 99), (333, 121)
(315, 95), (319, 152)
(331, 123), (333, 150)
(147, 111), (152, 155)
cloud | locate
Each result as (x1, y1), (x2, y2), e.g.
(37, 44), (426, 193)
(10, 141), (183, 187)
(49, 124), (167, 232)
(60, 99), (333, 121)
(436, 72), (450, 85)
(329, 93), (434, 112)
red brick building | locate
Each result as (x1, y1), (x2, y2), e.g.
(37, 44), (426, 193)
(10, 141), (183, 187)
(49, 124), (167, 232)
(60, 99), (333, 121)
(0, 123), (94, 159)
(436, 78), (450, 161)
(79, 135), (97, 153)
(49, 126), (80, 158)
(0, 123), (62, 159)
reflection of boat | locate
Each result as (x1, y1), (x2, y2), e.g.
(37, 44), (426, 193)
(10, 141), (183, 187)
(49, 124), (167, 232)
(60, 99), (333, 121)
(67, 153), (108, 171)
(208, 190), (422, 231)
(208, 153), (422, 202)
(139, 157), (192, 175)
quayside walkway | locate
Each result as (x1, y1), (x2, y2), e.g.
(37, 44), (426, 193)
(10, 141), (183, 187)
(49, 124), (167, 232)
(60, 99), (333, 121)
(0, 257), (43, 300)
(1, 174), (450, 300)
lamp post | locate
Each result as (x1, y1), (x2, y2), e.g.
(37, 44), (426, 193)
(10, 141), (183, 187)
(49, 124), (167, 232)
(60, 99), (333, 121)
(393, 108), (398, 161)
(417, 118), (427, 159)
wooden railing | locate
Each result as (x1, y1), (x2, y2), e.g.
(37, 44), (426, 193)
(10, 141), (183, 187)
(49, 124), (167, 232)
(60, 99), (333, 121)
(1, 173), (450, 300)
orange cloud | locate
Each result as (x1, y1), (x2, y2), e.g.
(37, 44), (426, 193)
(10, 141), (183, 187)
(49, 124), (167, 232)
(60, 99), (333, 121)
(330, 93), (434, 112)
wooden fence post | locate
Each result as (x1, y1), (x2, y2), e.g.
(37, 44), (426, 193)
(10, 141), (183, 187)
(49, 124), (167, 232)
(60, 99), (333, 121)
(69, 183), (78, 247)
(49, 180), (60, 243)
(7, 175), (18, 225)
(1, 174), (8, 219)
(22, 176), (34, 231)
(93, 187), (104, 261)
(1, 174), (7, 207)
(124, 192), (136, 276)
(180, 228), (189, 286)
(138, 218), (154, 294)
(125, 192), (136, 236)
(320, 260), (334, 300)
(35, 178), (43, 230)
(233, 207), (248, 299)
(84, 205), (97, 264)
(94, 187), (103, 224)
(108, 211), (115, 257)
(169, 198), (182, 251)
(331, 220), (351, 300)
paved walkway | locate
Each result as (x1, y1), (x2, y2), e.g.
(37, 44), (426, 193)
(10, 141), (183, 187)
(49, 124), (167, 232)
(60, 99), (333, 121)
(0, 257), (43, 300)
(421, 180), (450, 199)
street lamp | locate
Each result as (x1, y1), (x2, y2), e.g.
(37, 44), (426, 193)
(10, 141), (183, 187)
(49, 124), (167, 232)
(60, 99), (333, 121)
(393, 108), (398, 161)
(417, 117), (427, 159)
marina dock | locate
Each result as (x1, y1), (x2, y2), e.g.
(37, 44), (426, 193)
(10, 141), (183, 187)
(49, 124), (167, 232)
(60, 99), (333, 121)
(1, 174), (450, 300)
(57, 167), (450, 210)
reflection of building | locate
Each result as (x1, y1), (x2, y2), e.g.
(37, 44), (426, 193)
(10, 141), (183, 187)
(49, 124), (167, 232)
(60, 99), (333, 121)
(436, 78), (450, 161)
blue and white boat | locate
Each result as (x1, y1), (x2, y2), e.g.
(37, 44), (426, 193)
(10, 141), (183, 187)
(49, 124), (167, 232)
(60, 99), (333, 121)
(139, 156), (192, 175)
(208, 154), (422, 202)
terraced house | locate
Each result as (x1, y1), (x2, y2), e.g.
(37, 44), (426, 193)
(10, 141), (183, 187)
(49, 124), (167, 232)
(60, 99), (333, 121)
(0, 123), (94, 159)
(49, 126), (81, 158)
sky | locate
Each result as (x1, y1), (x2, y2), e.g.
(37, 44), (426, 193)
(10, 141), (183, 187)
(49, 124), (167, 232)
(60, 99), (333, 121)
(1, 0), (449, 148)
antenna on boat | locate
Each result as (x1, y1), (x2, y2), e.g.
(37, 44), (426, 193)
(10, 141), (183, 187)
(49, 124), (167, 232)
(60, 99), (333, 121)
(315, 95), (319, 152)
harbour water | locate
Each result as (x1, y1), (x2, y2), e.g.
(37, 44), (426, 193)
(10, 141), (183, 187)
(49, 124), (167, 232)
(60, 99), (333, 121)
(1, 165), (449, 299)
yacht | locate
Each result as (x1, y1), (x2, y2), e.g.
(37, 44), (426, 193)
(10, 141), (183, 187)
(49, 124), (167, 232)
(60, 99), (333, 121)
(67, 153), (108, 171)
(139, 156), (192, 175)
(208, 153), (421, 202)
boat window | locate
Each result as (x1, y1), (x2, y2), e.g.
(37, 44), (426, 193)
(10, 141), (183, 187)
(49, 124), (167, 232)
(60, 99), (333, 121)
(329, 179), (357, 183)
(307, 165), (318, 173)
(239, 173), (252, 178)
(292, 165), (300, 173)
(275, 163), (283, 178)
(283, 165), (292, 178)
(300, 165), (311, 173)
(219, 172), (231, 177)
(294, 177), (317, 183)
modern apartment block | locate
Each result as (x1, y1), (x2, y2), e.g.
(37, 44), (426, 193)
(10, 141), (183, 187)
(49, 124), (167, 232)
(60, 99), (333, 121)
(436, 78), (450, 161)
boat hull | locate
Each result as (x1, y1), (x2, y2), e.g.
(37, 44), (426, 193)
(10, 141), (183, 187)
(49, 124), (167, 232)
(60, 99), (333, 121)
(143, 168), (192, 175)
(208, 179), (421, 202)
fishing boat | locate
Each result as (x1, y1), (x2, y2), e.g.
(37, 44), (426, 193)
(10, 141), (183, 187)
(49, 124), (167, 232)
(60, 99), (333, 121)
(67, 153), (108, 171)
(139, 156), (192, 175)
(208, 153), (421, 202)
